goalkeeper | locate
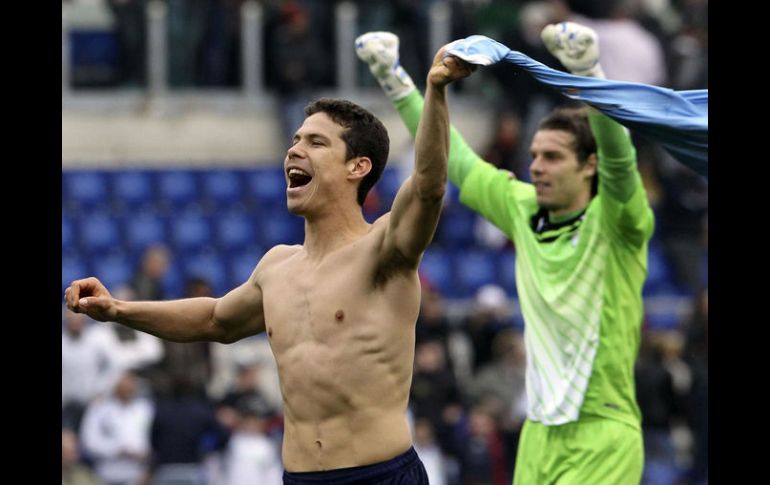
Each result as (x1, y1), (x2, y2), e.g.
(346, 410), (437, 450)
(357, 23), (652, 484)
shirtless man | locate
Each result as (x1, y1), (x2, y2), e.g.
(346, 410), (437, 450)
(64, 46), (475, 483)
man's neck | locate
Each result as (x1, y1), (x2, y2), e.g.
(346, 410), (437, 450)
(302, 205), (370, 259)
(548, 190), (593, 221)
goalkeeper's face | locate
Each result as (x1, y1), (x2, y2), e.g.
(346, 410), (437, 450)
(529, 129), (596, 217)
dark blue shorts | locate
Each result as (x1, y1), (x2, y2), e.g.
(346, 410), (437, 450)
(282, 447), (429, 484)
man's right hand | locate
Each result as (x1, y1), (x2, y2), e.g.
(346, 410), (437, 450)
(64, 277), (118, 322)
(428, 46), (477, 89)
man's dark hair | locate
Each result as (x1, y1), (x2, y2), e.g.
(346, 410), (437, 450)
(305, 98), (389, 205)
(538, 106), (599, 195)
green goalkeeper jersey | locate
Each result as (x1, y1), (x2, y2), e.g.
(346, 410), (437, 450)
(395, 91), (654, 428)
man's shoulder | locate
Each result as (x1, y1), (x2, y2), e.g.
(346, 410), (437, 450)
(257, 244), (302, 270)
(266, 243), (302, 255)
(462, 162), (535, 198)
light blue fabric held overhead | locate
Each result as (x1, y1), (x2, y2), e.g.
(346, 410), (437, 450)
(447, 35), (708, 178)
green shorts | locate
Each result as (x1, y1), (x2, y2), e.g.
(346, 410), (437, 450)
(513, 417), (643, 485)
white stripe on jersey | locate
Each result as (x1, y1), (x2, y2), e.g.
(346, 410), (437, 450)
(520, 231), (607, 425)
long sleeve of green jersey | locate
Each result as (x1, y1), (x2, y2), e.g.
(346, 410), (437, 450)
(589, 111), (638, 203)
(394, 90), (483, 186)
(589, 111), (654, 248)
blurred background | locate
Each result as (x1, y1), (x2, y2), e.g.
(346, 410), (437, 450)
(61, 0), (707, 484)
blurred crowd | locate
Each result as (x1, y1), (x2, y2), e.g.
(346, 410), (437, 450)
(63, 245), (707, 485)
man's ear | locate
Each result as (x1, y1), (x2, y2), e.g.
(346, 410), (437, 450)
(346, 157), (372, 181)
(583, 153), (597, 179)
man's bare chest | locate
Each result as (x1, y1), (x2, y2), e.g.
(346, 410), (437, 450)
(259, 249), (378, 349)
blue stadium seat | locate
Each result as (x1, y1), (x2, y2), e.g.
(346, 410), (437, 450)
(78, 214), (122, 253)
(259, 212), (304, 247)
(201, 169), (245, 208)
(214, 210), (257, 251)
(246, 167), (286, 208)
(645, 310), (682, 329)
(62, 253), (88, 294)
(183, 250), (228, 297)
(511, 312), (525, 330)
(418, 248), (455, 297)
(161, 261), (185, 299)
(62, 215), (76, 252)
(123, 212), (168, 253)
(69, 31), (118, 84)
(227, 246), (266, 286)
(64, 171), (109, 211)
(169, 211), (213, 253)
(376, 168), (404, 204)
(111, 170), (155, 211)
(454, 249), (499, 298)
(436, 208), (476, 248)
(91, 251), (135, 292)
(157, 170), (201, 210)
(497, 250), (518, 297)
(643, 291), (690, 329)
(643, 241), (675, 296)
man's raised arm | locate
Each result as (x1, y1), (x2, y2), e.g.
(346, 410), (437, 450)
(542, 22), (640, 202)
(381, 47), (475, 266)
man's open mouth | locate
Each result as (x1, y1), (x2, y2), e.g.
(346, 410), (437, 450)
(287, 168), (312, 188)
